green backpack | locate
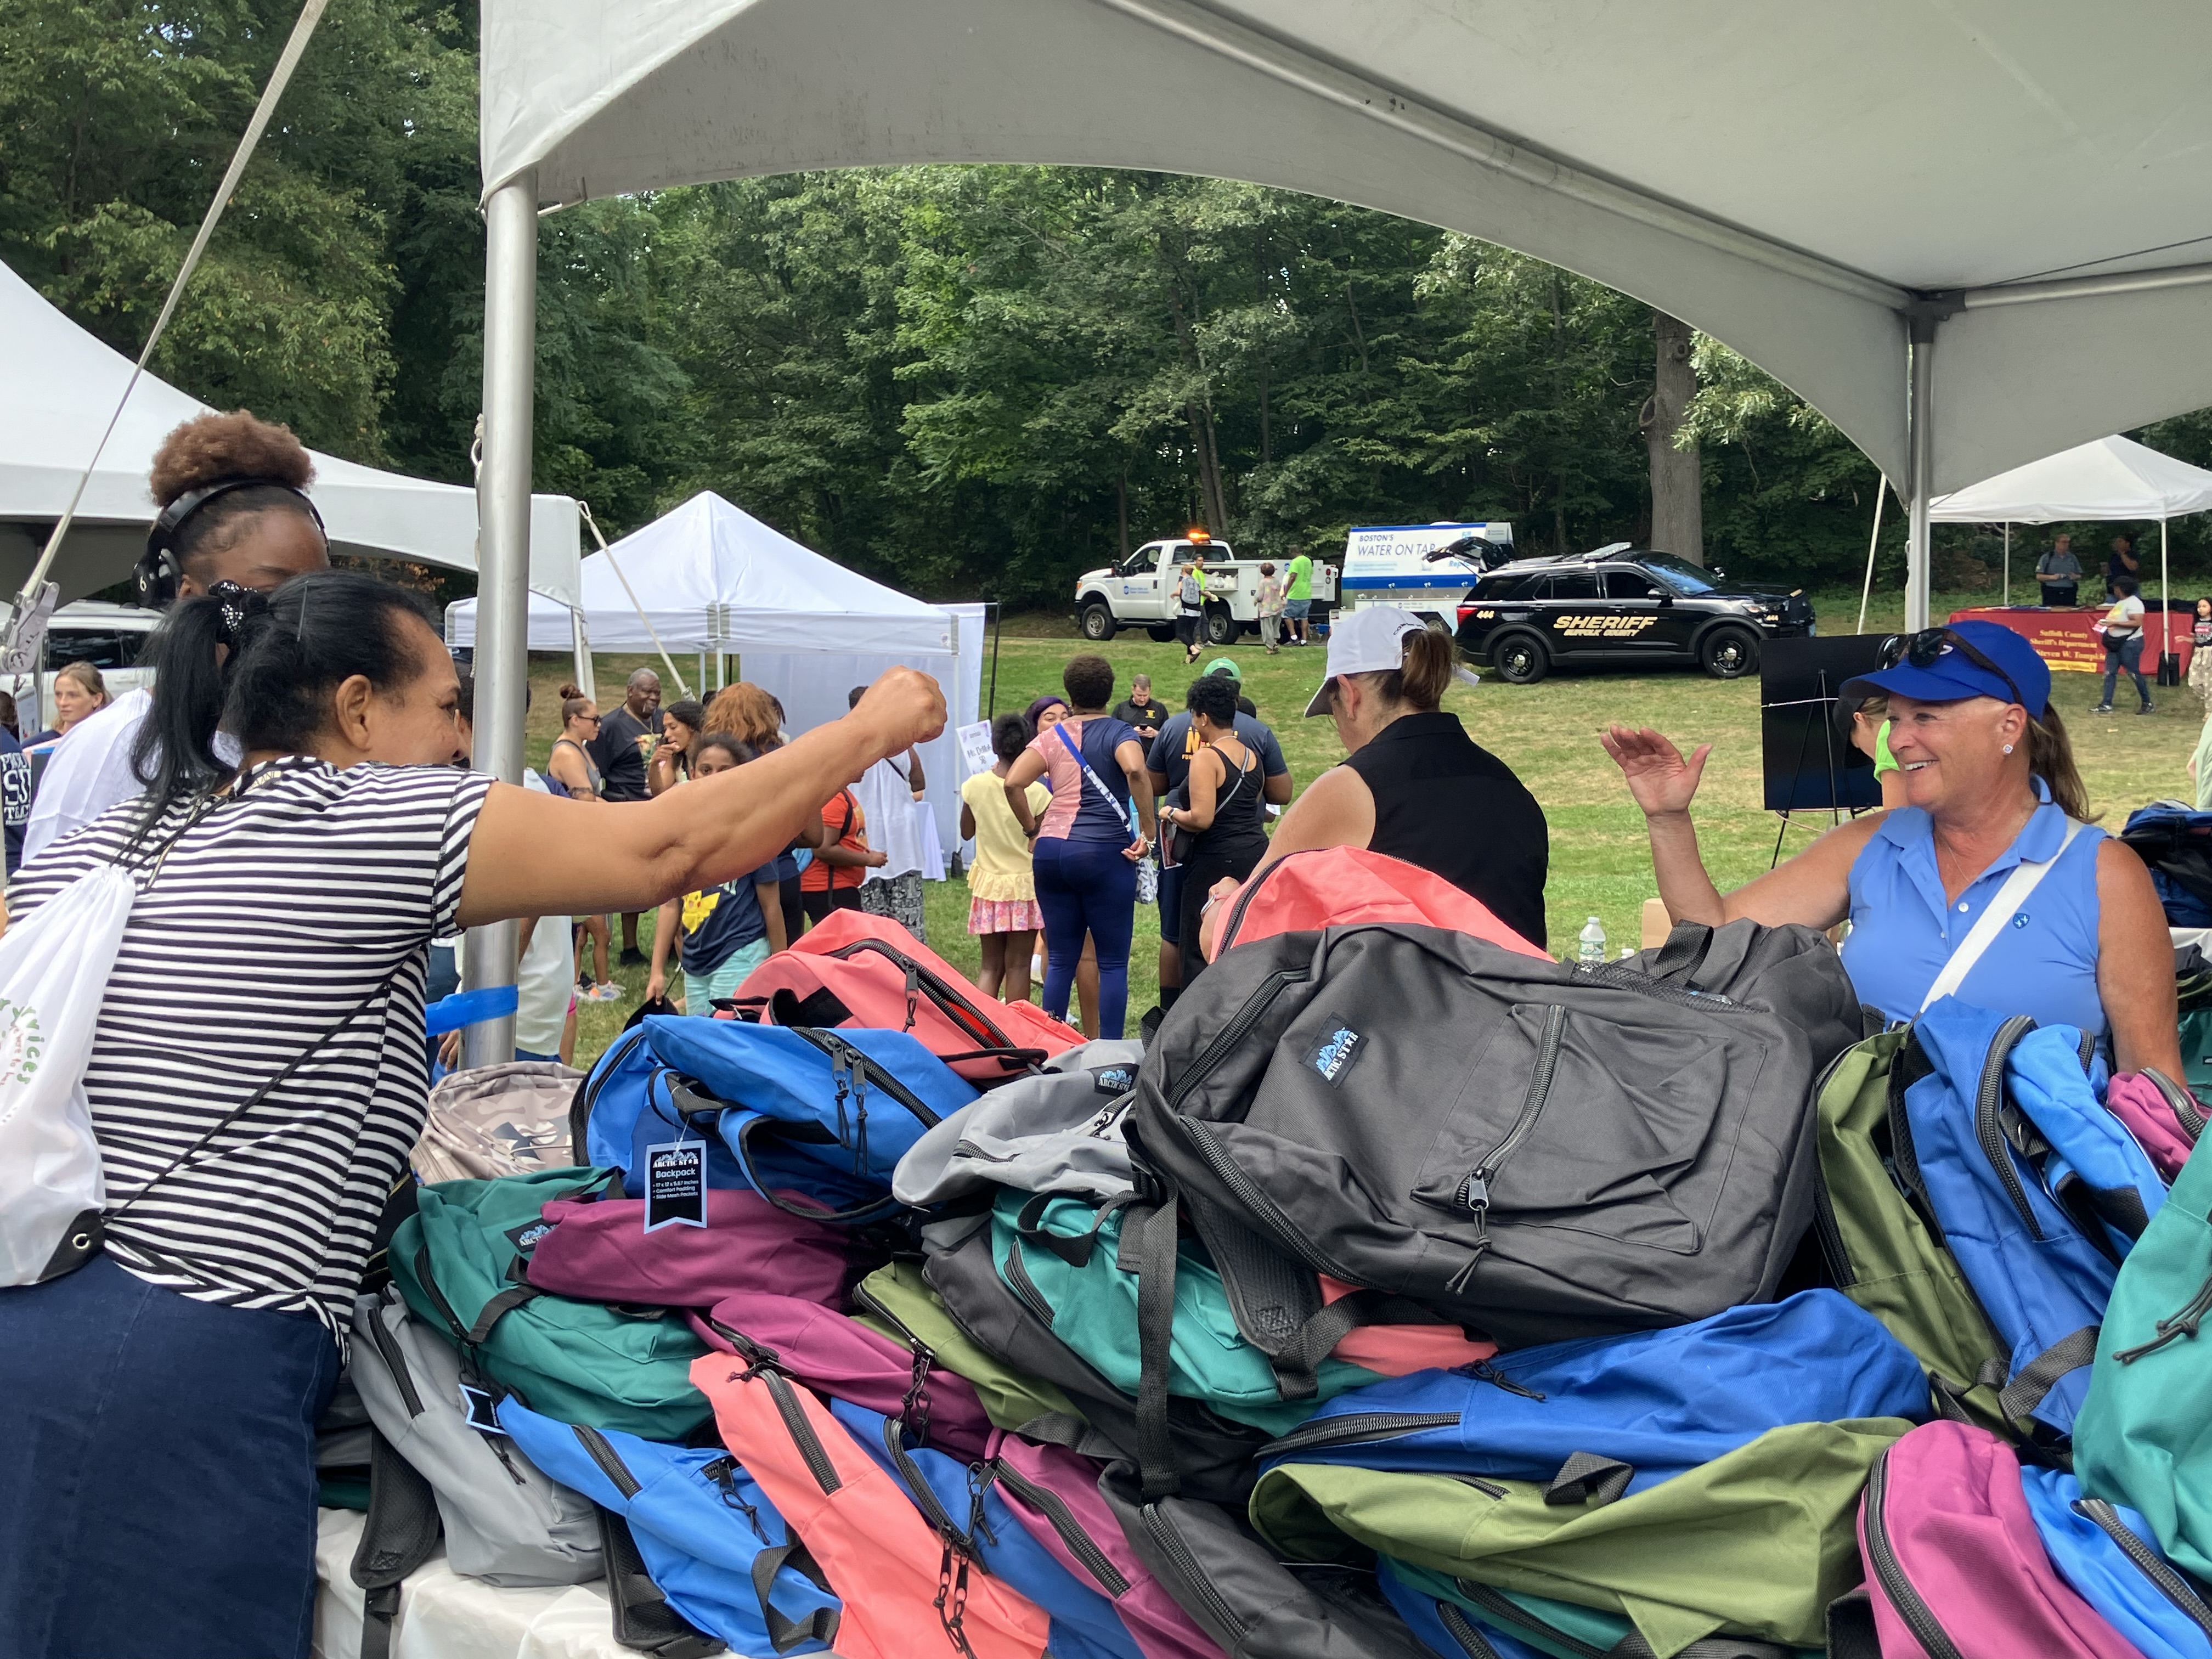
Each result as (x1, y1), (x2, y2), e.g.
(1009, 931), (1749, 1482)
(1812, 1030), (2013, 1432)
(850, 1260), (1081, 1433)
(1250, 1418), (1910, 1659)
(2074, 1126), (2212, 1580)
(390, 1166), (710, 1441)
(991, 1190), (1385, 1436)
(2177, 1007), (2212, 1094)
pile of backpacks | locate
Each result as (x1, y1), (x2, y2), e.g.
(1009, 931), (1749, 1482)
(334, 857), (2212, 1659)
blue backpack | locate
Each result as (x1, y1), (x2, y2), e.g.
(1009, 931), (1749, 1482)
(2019, 1464), (2212, 1659)
(578, 1017), (978, 1221)
(823, 1397), (1142, 1659)
(2120, 803), (2212, 928)
(1904, 1000), (2169, 1437)
(496, 1398), (842, 1657)
(1258, 1290), (1928, 1498)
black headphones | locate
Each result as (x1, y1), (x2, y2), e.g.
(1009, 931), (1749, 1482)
(135, 477), (327, 610)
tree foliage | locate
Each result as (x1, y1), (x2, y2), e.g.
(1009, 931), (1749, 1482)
(9, 0), (2209, 606)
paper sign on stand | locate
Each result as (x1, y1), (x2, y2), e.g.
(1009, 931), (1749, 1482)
(956, 719), (996, 777)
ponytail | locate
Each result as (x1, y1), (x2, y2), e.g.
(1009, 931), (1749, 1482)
(130, 571), (437, 832)
(1358, 622), (1457, 713)
(2027, 706), (2097, 823)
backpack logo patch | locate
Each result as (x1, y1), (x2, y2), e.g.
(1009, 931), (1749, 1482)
(1308, 1025), (1365, 1086)
(504, 1219), (555, 1256)
(1092, 1065), (1136, 1096)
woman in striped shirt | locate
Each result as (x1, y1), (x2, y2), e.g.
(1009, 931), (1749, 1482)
(0, 572), (944, 1658)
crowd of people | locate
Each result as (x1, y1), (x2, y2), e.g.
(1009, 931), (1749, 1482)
(2, 403), (2208, 1657)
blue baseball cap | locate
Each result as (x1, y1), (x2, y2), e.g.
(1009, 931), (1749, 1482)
(1839, 619), (2051, 715)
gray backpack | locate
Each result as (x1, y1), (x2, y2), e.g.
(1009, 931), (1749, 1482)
(347, 1287), (602, 1656)
(894, 1039), (1147, 1205)
(1127, 918), (1860, 1379)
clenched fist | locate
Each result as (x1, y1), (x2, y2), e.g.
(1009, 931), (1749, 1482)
(850, 667), (948, 759)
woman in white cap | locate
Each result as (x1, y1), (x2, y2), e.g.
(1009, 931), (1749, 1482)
(1208, 607), (1549, 951)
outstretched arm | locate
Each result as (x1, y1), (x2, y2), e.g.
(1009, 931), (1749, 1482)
(458, 669), (944, 927)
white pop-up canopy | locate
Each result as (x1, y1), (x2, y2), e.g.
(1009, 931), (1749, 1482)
(1929, 435), (2212, 611)
(0, 258), (582, 606)
(444, 490), (959, 657)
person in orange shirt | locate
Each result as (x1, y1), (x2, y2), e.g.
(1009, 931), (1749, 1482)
(797, 782), (886, 928)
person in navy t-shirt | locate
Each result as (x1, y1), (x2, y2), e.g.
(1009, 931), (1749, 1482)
(0, 727), (31, 877)
(645, 735), (788, 1012)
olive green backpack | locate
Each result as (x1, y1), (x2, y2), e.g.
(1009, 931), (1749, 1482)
(1810, 1030), (2014, 1432)
(391, 1166), (710, 1441)
(1250, 1418), (1910, 1659)
(849, 1260), (1081, 1432)
(2074, 1124), (2212, 1581)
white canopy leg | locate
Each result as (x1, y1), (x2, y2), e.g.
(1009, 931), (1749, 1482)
(462, 170), (538, 1068)
(570, 605), (596, 704)
(2003, 523), (2010, 607)
(1905, 315), (1936, 634)
(1856, 477), (1886, 635)
(2162, 516), (2172, 682)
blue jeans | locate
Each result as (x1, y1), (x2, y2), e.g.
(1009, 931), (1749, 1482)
(2102, 633), (2150, 707)
(1034, 836), (1137, 1039)
(0, 1256), (340, 1658)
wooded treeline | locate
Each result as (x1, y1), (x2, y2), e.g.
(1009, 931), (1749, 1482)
(9, 0), (2211, 606)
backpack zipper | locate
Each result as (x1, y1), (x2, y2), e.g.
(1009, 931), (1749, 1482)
(1568, 959), (1739, 1009)
(879, 1416), (972, 1551)
(990, 1462), (1131, 1596)
(1001, 1238), (1058, 1328)
(1165, 969), (1308, 1109)
(1256, 1411), (1463, 1461)
(365, 1308), (426, 1419)
(2072, 1498), (2212, 1638)
(1434, 1599), (1508, 1658)
(1179, 1115), (1358, 1282)
(2142, 1066), (2207, 1141)
(1450, 1583), (1605, 1657)
(571, 1424), (642, 1499)
(575, 1026), (650, 1156)
(1973, 1015), (2045, 1239)
(824, 939), (1019, 1055)
(789, 1025), (946, 1130)
(1453, 1005), (1566, 1237)
(1212, 854), (1289, 955)
(701, 1455), (772, 1543)
(1139, 1502), (1245, 1638)
(759, 1369), (842, 1494)
(1861, 1449), (1965, 1659)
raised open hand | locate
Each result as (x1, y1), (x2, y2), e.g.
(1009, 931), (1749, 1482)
(1599, 725), (1713, 818)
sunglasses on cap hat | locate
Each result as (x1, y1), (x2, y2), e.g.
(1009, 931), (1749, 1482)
(1880, 627), (2029, 710)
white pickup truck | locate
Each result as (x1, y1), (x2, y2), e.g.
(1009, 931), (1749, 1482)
(1073, 537), (1339, 644)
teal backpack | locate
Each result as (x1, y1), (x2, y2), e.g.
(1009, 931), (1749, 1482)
(2074, 1137), (2212, 1581)
(989, 1189), (1387, 1436)
(391, 1166), (710, 1441)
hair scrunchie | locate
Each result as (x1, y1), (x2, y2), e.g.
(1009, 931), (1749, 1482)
(207, 579), (270, 650)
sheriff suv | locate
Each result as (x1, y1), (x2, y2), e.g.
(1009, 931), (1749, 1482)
(1454, 545), (1816, 685)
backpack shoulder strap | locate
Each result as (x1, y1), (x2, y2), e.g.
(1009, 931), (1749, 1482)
(351, 1428), (443, 1659)
(1920, 820), (2086, 1013)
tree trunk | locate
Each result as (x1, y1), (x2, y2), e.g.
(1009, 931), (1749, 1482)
(1550, 273), (1567, 557)
(1641, 310), (1705, 564)
(1118, 467), (1130, 560)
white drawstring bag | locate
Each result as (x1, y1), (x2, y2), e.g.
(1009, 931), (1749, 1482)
(0, 866), (136, 1285)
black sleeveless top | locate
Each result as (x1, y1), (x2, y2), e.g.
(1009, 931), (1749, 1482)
(1188, 741), (1269, 862)
(1342, 712), (1550, 947)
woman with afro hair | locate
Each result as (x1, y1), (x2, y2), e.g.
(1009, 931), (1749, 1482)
(21, 410), (330, 863)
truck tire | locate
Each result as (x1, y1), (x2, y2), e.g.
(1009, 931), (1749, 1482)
(1079, 601), (1117, 642)
(1203, 604), (1237, 646)
(1491, 631), (1550, 685)
(1700, 624), (1759, 680)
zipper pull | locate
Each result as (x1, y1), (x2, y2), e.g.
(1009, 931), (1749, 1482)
(904, 963), (921, 1032)
(1457, 1358), (1545, 1401)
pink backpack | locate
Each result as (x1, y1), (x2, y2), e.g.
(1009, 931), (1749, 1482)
(1848, 1420), (2136, 1658)
(692, 1352), (1051, 1659)
(1207, 846), (1551, 964)
(2103, 1069), (2203, 1182)
(522, 1188), (864, 1310)
(1318, 1274), (1496, 1375)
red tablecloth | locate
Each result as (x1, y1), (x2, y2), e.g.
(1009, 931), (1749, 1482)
(1947, 606), (2197, 675)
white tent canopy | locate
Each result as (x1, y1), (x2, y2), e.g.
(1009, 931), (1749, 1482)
(0, 258), (582, 606)
(1929, 436), (2212, 526)
(444, 490), (958, 657)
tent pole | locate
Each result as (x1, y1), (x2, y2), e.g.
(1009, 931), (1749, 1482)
(2162, 517), (2172, 683)
(570, 606), (596, 704)
(578, 501), (692, 699)
(462, 170), (537, 1068)
(988, 600), (1003, 717)
(1856, 478), (1886, 635)
(2003, 524), (2010, 607)
(1905, 316), (1936, 634)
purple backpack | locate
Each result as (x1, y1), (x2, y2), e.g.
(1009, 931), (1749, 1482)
(1843, 1420), (2138, 1658)
(2104, 1070), (2203, 1183)
(691, 1289), (997, 1463)
(989, 1431), (1226, 1659)
(523, 1188), (866, 1310)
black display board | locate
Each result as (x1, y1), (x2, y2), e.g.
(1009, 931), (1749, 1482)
(1759, 634), (1893, 815)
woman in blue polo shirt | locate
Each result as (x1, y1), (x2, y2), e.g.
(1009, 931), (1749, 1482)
(645, 735), (788, 1012)
(1601, 620), (2181, 1073)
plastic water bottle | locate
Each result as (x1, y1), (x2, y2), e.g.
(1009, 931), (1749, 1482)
(1577, 916), (1607, 964)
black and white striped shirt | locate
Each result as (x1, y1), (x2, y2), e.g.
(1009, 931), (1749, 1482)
(10, 757), (493, 1339)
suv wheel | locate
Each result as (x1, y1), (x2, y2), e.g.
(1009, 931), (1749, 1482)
(1079, 602), (1116, 642)
(1701, 625), (1759, 679)
(1203, 604), (1237, 645)
(1492, 632), (1549, 685)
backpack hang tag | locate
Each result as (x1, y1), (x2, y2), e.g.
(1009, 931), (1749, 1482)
(459, 1382), (507, 1436)
(644, 1139), (708, 1233)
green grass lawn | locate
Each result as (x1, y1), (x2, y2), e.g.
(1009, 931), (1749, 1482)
(544, 581), (2207, 1066)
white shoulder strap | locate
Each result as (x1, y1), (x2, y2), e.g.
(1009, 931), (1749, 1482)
(1920, 819), (2087, 1013)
